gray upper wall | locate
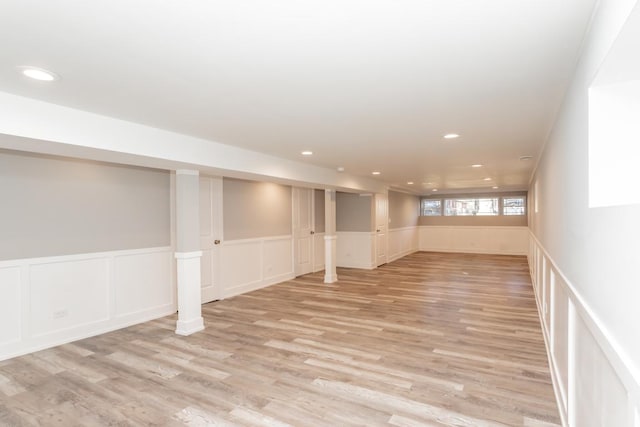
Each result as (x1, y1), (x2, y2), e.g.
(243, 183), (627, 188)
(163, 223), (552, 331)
(388, 190), (420, 229)
(336, 192), (373, 232)
(0, 150), (170, 261)
(223, 178), (292, 240)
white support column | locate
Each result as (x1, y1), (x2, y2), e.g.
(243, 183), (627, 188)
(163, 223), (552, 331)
(324, 189), (338, 283)
(174, 169), (204, 336)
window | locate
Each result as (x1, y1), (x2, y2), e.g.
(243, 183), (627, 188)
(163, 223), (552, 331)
(503, 196), (526, 215)
(421, 199), (442, 216)
(444, 198), (499, 216)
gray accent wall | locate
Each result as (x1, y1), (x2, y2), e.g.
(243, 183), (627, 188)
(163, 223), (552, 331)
(223, 178), (292, 240)
(314, 189), (325, 233)
(388, 191), (419, 228)
(336, 192), (373, 232)
(0, 150), (170, 261)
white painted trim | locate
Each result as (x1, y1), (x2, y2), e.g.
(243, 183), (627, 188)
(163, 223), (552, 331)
(336, 231), (376, 270)
(223, 235), (293, 246)
(388, 226), (419, 262)
(174, 250), (203, 259)
(218, 235), (294, 299)
(0, 246), (175, 361)
(324, 234), (338, 240)
(529, 231), (640, 426)
(529, 232), (640, 399)
(175, 317), (204, 336)
(419, 225), (528, 256)
(0, 246), (172, 267)
(175, 169), (199, 176)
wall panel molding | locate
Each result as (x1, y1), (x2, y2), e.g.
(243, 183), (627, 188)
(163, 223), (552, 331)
(220, 235), (294, 299)
(419, 225), (528, 255)
(529, 232), (640, 426)
(336, 232), (376, 269)
(388, 226), (419, 262)
(0, 246), (175, 362)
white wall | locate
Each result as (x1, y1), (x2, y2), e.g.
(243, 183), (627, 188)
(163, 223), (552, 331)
(0, 247), (175, 361)
(419, 226), (529, 255)
(530, 0), (640, 424)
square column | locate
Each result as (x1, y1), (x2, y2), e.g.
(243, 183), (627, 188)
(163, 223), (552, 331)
(324, 189), (338, 283)
(174, 170), (204, 335)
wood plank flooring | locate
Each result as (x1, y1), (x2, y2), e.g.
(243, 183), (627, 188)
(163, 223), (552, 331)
(0, 252), (560, 426)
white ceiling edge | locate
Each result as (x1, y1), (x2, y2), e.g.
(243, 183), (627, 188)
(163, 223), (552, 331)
(0, 91), (388, 194)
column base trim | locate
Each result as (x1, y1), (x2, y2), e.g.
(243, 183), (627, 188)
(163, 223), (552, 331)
(175, 251), (203, 260)
(175, 317), (204, 336)
(324, 273), (338, 284)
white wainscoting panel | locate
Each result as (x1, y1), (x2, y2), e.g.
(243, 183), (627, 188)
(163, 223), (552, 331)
(0, 247), (175, 362)
(419, 226), (528, 255)
(529, 233), (640, 426)
(114, 251), (173, 319)
(29, 258), (110, 338)
(388, 226), (419, 262)
(220, 235), (294, 299)
(313, 233), (325, 272)
(0, 267), (21, 345)
(336, 232), (376, 269)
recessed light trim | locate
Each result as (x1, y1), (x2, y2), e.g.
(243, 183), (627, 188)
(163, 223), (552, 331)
(19, 66), (59, 81)
(407, 181), (414, 185)
(301, 150), (313, 156)
(336, 166), (345, 172)
(483, 177), (492, 181)
(432, 188), (438, 192)
(471, 164), (483, 168)
(372, 171), (381, 175)
(443, 133), (460, 139)
(492, 186), (499, 189)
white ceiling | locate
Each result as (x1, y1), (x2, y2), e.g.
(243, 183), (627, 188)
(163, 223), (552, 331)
(0, 0), (596, 194)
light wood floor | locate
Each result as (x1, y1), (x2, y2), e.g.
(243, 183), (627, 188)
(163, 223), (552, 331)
(0, 252), (560, 427)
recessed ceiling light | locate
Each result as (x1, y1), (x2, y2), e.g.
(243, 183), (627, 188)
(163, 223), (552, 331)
(519, 155), (533, 161)
(407, 181), (414, 185)
(443, 133), (460, 139)
(471, 164), (483, 168)
(301, 150), (313, 156)
(337, 166), (345, 172)
(432, 189), (438, 192)
(372, 171), (381, 175)
(18, 66), (59, 81)
(492, 186), (499, 189)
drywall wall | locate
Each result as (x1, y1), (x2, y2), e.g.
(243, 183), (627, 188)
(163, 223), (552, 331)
(223, 178), (292, 240)
(530, 0), (640, 423)
(0, 150), (170, 260)
(314, 189), (325, 233)
(388, 190), (419, 229)
(336, 192), (373, 232)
